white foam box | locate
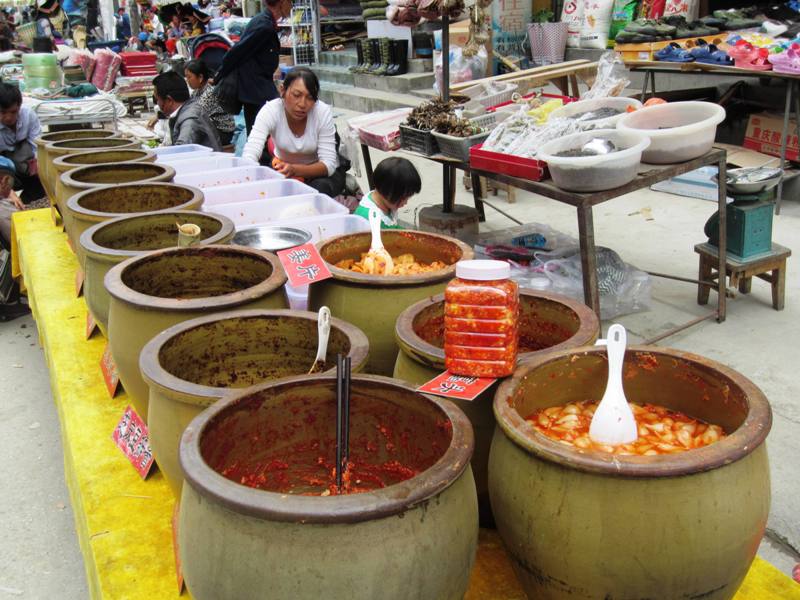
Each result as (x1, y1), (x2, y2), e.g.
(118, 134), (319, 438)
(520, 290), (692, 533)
(200, 179), (318, 206)
(152, 144), (214, 157)
(204, 192), (348, 226)
(175, 165), (284, 188)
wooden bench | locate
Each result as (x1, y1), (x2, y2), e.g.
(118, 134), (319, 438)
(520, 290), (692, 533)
(695, 242), (791, 311)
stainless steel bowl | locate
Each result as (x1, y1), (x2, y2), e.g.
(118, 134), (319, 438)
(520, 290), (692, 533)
(714, 167), (783, 195)
(232, 226), (312, 251)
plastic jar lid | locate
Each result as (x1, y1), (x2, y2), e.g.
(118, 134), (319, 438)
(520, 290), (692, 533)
(456, 259), (510, 281)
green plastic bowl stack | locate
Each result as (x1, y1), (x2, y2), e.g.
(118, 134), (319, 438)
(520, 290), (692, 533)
(22, 53), (62, 91)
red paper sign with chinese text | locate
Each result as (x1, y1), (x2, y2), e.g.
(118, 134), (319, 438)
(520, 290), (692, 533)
(111, 405), (155, 479)
(75, 268), (84, 297)
(86, 312), (97, 340)
(418, 371), (497, 402)
(100, 343), (121, 398)
(172, 501), (185, 594)
(277, 243), (332, 288)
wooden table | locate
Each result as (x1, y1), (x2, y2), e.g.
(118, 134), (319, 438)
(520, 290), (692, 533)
(627, 60), (800, 214)
(471, 149), (729, 341)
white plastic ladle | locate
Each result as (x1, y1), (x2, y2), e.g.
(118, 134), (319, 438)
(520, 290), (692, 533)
(589, 324), (638, 445)
(364, 207), (394, 275)
(307, 306), (331, 374)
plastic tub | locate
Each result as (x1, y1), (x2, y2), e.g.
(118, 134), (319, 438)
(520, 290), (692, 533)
(200, 179), (317, 206)
(175, 165), (284, 188)
(549, 97), (642, 130)
(203, 192), (348, 226)
(164, 156), (257, 176)
(537, 129), (650, 192)
(616, 101), (726, 164)
(152, 144), (214, 157)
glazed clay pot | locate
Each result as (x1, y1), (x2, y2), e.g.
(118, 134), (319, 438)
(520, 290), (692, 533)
(67, 182), (203, 267)
(35, 129), (118, 203)
(51, 148), (156, 215)
(80, 210), (234, 337)
(105, 245), (288, 420)
(489, 346), (772, 600)
(308, 230), (473, 375)
(394, 289), (599, 523)
(45, 137), (140, 215)
(179, 374), (478, 600)
(140, 308), (370, 497)
(59, 162), (176, 241)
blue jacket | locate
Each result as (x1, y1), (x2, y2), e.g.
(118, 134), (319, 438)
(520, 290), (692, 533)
(216, 10), (279, 106)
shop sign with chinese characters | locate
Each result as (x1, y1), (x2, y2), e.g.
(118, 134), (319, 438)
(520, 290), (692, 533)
(277, 243), (332, 287)
(111, 406), (155, 479)
(418, 372), (497, 401)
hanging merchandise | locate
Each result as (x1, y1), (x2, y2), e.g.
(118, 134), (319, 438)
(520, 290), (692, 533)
(663, 0), (698, 20)
(561, 0), (583, 48)
(638, 0), (665, 19)
(609, 0), (638, 41)
(580, 0), (614, 49)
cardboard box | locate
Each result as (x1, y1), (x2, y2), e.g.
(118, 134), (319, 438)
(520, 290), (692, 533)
(743, 113), (799, 162)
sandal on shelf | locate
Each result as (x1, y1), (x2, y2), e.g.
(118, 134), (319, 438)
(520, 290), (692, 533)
(768, 44), (800, 74)
(655, 42), (695, 62)
(689, 43), (734, 66)
(728, 41), (773, 70)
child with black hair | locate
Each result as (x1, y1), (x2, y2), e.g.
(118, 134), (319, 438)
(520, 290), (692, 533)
(354, 157), (421, 229)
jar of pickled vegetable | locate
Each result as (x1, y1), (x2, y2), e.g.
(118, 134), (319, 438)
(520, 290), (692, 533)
(444, 260), (519, 378)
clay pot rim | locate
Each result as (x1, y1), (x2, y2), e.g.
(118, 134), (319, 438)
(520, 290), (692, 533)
(46, 137), (139, 151)
(493, 345), (772, 479)
(53, 148), (155, 169)
(394, 288), (600, 370)
(66, 182), (203, 220)
(316, 230), (474, 286)
(139, 308), (371, 402)
(35, 130), (117, 145)
(179, 373), (475, 524)
(104, 244), (288, 312)
(60, 161), (176, 190)
(79, 210), (235, 262)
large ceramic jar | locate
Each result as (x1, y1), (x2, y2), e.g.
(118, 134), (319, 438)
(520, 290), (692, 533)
(80, 210), (234, 337)
(51, 148), (156, 221)
(394, 289), (599, 523)
(35, 129), (119, 202)
(140, 308), (370, 497)
(105, 245), (288, 420)
(67, 182), (203, 267)
(59, 162), (176, 241)
(490, 345), (772, 600)
(308, 230), (472, 375)
(179, 374), (478, 600)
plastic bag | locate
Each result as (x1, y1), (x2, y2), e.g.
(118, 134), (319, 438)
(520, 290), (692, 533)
(581, 50), (630, 99)
(561, 0), (584, 48)
(609, 0), (638, 40)
(542, 246), (651, 319)
(433, 45), (487, 94)
(580, 0), (614, 49)
(664, 0), (698, 19)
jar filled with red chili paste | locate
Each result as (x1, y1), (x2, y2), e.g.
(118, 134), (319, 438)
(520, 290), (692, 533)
(444, 260), (519, 378)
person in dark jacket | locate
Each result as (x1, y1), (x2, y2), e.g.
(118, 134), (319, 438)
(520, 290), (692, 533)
(153, 72), (221, 151)
(215, 0), (291, 133)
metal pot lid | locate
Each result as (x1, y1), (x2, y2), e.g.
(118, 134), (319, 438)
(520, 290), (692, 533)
(232, 226), (312, 252)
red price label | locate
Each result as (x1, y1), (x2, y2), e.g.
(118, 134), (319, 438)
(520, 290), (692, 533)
(100, 343), (121, 398)
(85, 312), (97, 340)
(111, 405), (155, 479)
(277, 243), (332, 288)
(418, 371), (497, 401)
(75, 268), (84, 297)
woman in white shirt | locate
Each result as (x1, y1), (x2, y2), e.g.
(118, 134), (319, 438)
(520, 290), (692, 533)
(243, 68), (345, 197)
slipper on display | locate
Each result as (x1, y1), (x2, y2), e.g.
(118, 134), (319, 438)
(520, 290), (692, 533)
(728, 41), (773, 70)
(655, 42), (695, 62)
(690, 43), (734, 66)
(768, 45), (800, 74)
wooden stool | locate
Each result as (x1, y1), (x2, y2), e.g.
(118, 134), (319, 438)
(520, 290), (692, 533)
(695, 242), (791, 311)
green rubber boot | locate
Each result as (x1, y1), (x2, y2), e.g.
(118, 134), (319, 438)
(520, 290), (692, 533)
(373, 38), (391, 76)
(355, 38), (373, 74)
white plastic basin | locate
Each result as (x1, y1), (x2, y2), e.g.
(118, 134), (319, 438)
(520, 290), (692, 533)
(174, 165), (284, 187)
(616, 101), (726, 164)
(200, 179), (317, 206)
(152, 144), (214, 157)
(537, 129), (650, 192)
(202, 192), (348, 226)
(166, 157), (257, 176)
(549, 97), (643, 130)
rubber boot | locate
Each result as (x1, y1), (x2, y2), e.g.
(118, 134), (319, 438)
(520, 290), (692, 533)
(373, 38), (391, 75)
(355, 38), (373, 73)
(349, 38), (364, 73)
(387, 39), (408, 75)
(367, 39), (383, 73)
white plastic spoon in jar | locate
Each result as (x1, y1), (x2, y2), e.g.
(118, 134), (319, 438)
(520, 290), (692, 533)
(362, 207), (394, 275)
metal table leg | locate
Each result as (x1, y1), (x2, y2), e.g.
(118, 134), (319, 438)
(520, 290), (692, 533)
(443, 164), (453, 212)
(775, 81), (792, 215)
(577, 204), (600, 317)
(640, 71), (651, 103)
(360, 143), (374, 190)
(717, 154), (727, 323)
(470, 171), (486, 221)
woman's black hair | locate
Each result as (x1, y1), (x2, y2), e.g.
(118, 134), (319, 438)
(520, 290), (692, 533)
(373, 157), (422, 205)
(282, 67), (320, 102)
(184, 59), (210, 83)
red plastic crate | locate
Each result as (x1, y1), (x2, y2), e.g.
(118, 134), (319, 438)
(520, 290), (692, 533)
(469, 144), (548, 182)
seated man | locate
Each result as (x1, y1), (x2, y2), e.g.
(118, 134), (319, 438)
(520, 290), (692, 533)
(0, 83), (45, 204)
(152, 71), (221, 151)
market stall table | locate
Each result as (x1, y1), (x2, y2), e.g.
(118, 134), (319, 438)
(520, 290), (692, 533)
(471, 149), (729, 341)
(11, 208), (798, 598)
